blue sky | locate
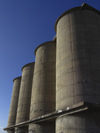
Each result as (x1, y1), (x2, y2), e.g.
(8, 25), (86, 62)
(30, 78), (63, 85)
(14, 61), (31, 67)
(0, 0), (100, 131)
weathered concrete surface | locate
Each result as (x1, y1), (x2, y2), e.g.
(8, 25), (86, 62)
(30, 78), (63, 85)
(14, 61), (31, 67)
(56, 112), (100, 133)
(56, 4), (100, 133)
(29, 122), (55, 133)
(56, 7), (100, 110)
(7, 129), (15, 133)
(15, 62), (35, 133)
(29, 41), (56, 133)
(15, 126), (28, 133)
(7, 76), (21, 133)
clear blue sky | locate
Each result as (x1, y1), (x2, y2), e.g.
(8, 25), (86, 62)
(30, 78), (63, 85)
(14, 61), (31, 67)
(0, 0), (100, 131)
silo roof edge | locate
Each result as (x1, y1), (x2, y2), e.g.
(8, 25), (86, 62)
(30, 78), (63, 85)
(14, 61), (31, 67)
(34, 40), (56, 55)
(55, 3), (100, 32)
(21, 62), (35, 71)
(13, 76), (21, 82)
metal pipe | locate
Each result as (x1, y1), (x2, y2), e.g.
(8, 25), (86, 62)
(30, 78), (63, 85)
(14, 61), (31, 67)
(4, 101), (93, 130)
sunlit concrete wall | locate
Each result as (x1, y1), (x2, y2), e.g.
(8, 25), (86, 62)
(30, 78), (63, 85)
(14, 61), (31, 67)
(29, 41), (56, 133)
(7, 76), (21, 133)
(55, 4), (100, 133)
(15, 62), (35, 133)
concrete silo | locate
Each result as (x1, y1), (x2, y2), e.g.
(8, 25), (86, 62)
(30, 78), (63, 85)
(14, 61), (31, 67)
(55, 3), (100, 133)
(29, 41), (56, 133)
(7, 76), (21, 133)
(15, 62), (35, 133)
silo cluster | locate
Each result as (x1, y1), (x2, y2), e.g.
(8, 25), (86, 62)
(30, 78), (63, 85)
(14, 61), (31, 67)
(5, 3), (100, 133)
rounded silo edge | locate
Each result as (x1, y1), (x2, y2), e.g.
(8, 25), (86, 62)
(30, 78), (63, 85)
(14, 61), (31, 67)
(21, 62), (35, 71)
(55, 3), (100, 32)
(13, 76), (21, 82)
(34, 40), (56, 55)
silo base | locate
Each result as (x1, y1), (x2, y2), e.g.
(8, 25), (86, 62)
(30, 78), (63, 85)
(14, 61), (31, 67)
(15, 126), (28, 133)
(7, 129), (14, 133)
(29, 122), (55, 133)
(56, 112), (100, 133)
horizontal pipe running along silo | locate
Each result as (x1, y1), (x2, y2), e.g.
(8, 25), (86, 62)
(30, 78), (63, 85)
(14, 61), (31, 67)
(55, 3), (100, 133)
(7, 76), (21, 133)
(15, 62), (35, 133)
(29, 40), (56, 133)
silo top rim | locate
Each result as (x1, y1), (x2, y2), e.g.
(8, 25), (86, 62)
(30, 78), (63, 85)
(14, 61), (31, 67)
(34, 40), (56, 55)
(55, 3), (100, 31)
(21, 62), (35, 71)
(13, 76), (21, 82)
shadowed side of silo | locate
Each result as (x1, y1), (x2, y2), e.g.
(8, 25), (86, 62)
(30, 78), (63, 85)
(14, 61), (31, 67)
(29, 41), (56, 133)
(7, 76), (21, 133)
(55, 3), (100, 133)
(15, 62), (35, 133)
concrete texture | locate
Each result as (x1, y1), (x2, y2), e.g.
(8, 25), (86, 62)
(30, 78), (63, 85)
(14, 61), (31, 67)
(15, 127), (28, 133)
(29, 41), (56, 133)
(55, 4), (100, 133)
(7, 130), (15, 133)
(15, 62), (35, 133)
(56, 112), (100, 133)
(7, 76), (21, 133)
(56, 7), (100, 110)
(29, 122), (55, 133)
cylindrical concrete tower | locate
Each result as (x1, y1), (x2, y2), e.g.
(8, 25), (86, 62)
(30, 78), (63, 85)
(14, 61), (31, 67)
(15, 62), (35, 133)
(55, 3), (100, 133)
(56, 4), (100, 110)
(7, 76), (21, 133)
(29, 41), (56, 133)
